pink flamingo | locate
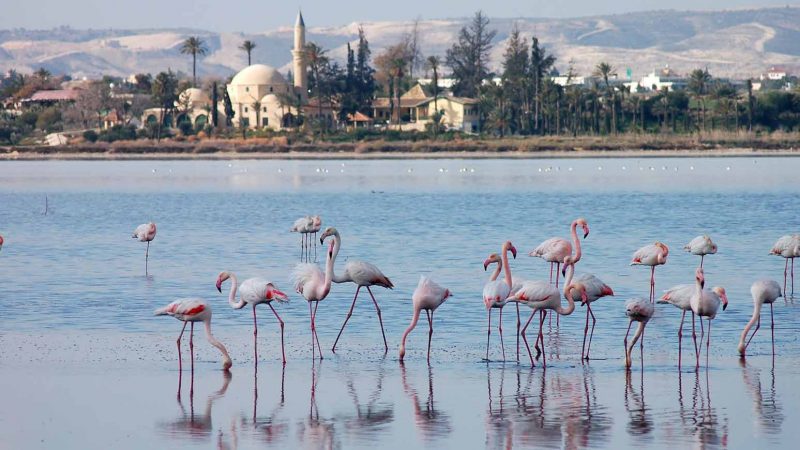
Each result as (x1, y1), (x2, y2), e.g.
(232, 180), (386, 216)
(623, 297), (654, 369)
(529, 218), (589, 288)
(690, 267), (728, 369)
(482, 241), (517, 361)
(569, 267), (614, 360)
(132, 222), (157, 275)
(291, 216), (314, 262)
(0, 234), (4, 252)
(631, 242), (669, 303)
(216, 271), (290, 364)
(509, 263), (579, 367)
(684, 235), (717, 268)
(658, 283), (698, 370)
(320, 227), (393, 353)
(292, 237), (338, 360)
(770, 234), (800, 296)
(399, 276), (452, 362)
(310, 216), (322, 261)
(154, 298), (232, 388)
(738, 279), (782, 357)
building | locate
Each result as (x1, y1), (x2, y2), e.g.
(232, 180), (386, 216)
(761, 66), (787, 81)
(634, 66), (688, 92)
(373, 83), (479, 132)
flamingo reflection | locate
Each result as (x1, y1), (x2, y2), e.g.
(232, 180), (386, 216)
(400, 362), (452, 441)
(160, 371), (232, 442)
(675, 370), (729, 448)
(485, 365), (513, 450)
(247, 363), (288, 445)
(297, 362), (336, 449)
(624, 370), (653, 442)
(740, 359), (784, 438)
(339, 358), (394, 439)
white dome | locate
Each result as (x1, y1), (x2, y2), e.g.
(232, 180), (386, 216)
(179, 88), (210, 106)
(261, 93), (281, 103)
(231, 64), (287, 86)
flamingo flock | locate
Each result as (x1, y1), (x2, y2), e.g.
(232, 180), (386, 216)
(131, 215), (794, 376)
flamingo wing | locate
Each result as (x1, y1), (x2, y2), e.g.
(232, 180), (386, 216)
(154, 298), (209, 320)
(576, 273), (614, 301)
(292, 263), (323, 296)
(752, 279), (782, 304)
(513, 280), (558, 306)
(343, 260), (394, 288)
(413, 275), (450, 308)
(483, 280), (511, 308)
(685, 235), (716, 255)
(530, 237), (571, 262)
(658, 284), (694, 309)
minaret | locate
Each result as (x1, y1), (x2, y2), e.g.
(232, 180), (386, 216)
(292, 11), (307, 97)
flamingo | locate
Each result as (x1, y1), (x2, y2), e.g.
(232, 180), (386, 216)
(631, 242), (669, 303)
(509, 262), (578, 367)
(684, 235), (717, 268)
(154, 298), (232, 377)
(568, 267), (614, 360)
(320, 227), (393, 353)
(529, 218), (589, 288)
(216, 271), (290, 364)
(398, 276), (452, 362)
(310, 216), (322, 261)
(291, 216), (314, 262)
(0, 234), (4, 253)
(132, 222), (157, 275)
(623, 297), (654, 369)
(738, 279), (782, 357)
(482, 240), (518, 361)
(292, 237), (338, 360)
(770, 234), (800, 296)
(690, 267), (728, 369)
(658, 284), (697, 370)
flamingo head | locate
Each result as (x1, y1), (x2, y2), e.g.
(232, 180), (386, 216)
(503, 241), (517, 259)
(216, 271), (231, 293)
(312, 215), (322, 226)
(561, 256), (576, 276)
(443, 289), (452, 300)
(655, 241), (669, 256)
(266, 284), (289, 301)
(568, 283), (589, 304)
(713, 287), (728, 310)
(319, 226), (337, 244)
(601, 284), (614, 297)
(695, 267), (705, 289)
(483, 253), (501, 271)
(576, 218), (590, 238)
(0, 234), (3, 251)
(222, 356), (232, 371)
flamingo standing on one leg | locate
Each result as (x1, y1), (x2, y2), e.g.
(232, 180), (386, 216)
(216, 271), (290, 364)
(291, 216), (314, 262)
(631, 242), (669, 303)
(770, 235), (800, 297)
(399, 276), (452, 362)
(154, 298), (232, 394)
(684, 235), (717, 268)
(292, 237), (338, 360)
(529, 218), (589, 288)
(320, 227), (393, 353)
(570, 270), (614, 360)
(690, 267), (728, 370)
(132, 222), (157, 276)
(310, 216), (322, 262)
(482, 241), (517, 361)
(623, 297), (654, 370)
(738, 279), (782, 358)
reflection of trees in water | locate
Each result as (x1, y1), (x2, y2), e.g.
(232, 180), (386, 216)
(297, 362), (337, 450)
(159, 371), (232, 443)
(247, 363), (289, 445)
(624, 370), (653, 442)
(508, 366), (612, 449)
(400, 362), (452, 441)
(740, 360), (784, 439)
(337, 358), (395, 440)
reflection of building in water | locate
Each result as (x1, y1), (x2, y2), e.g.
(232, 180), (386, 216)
(400, 363), (452, 441)
(741, 361), (784, 438)
(159, 371), (232, 442)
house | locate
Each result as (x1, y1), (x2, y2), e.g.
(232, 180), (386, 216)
(637, 67), (687, 92)
(21, 89), (80, 107)
(373, 83), (480, 132)
(761, 66), (787, 81)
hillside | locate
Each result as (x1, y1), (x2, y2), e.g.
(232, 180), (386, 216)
(1, 7), (799, 80)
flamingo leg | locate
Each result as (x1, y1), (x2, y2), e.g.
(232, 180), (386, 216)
(692, 313), (699, 361)
(366, 286), (388, 352)
(700, 255), (704, 268)
(784, 258), (788, 297)
(677, 310), (686, 370)
(486, 308), (492, 361)
(640, 325), (645, 370)
(623, 320), (633, 362)
(582, 304), (590, 360)
(535, 311), (544, 360)
(268, 303), (286, 364)
(498, 307), (506, 361)
(521, 310), (537, 367)
(549, 263), (554, 284)
(515, 303), (520, 362)
(792, 258), (795, 296)
(332, 286), (360, 352)
(770, 303), (775, 356)
(189, 322), (195, 395)
(539, 311), (547, 367)
(309, 301), (316, 359)
(253, 304), (259, 363)
(706, 319), (711, 368)
(312, 302), (323, 360)
(176, 321), (188, 397)
(426, 310), (433, 363)
(555, 263), (561, 288)
(586, 303), (597, 359)
(145, 241), (150, 276)
(313, 232), (317, 262)
(744, 313), (761, 352)
(299, 234), (303, 261)
(697, 317), (705, 371)
(649, 266), (655, 303)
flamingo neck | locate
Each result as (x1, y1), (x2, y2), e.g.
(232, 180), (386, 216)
(570, 220), (582, 263)
(626, 322), (645, 360)
(562, 263), (575, 298)
(329, 231), (349, 284)
(501, 245), (513, 288)
(227, 273), (244, 309)
(204, 319), (232, 369)
(321, 236), (338, 297)
(399, 307), (421, 360)
(557, 272), (576, 316)
(737, 300), (763, 353)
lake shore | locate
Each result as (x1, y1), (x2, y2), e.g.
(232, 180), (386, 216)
(2, 134), (800, 160)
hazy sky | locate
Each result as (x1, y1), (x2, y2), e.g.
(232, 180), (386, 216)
(1, 0), (794, 31)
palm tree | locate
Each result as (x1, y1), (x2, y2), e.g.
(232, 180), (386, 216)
(180, 36), (208, 87)
(34, 67), (51, 81)
(303, 43), (329, 134)
(426, 56), (441, 112)
(688, 68), (712, 132)
(239, 40), (256, 66)
(593, 62), (616, 134)
(389, 57), (406, 124)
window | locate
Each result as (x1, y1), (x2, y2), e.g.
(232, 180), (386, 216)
(241, 118), (250, 127)
(245, 87), (249, 92)
(269, 87), (273, 93)
(262, 118), (269, 127)
(262, 107), (267, 113)
(244, 107), (248, 113)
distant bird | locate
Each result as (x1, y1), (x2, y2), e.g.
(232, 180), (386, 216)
(309, 216), (322, 261)
(321, 227), (393, 353)
(770, 234), (800, 296)
(510, 261), (578, 367)
(529, 218), (589, 288)
(216, 271), (290, 364)
(684, 235), (717, 268)
(623, 297), (654, 369)
(570, 269), (614, 360)
(0, 234), (4, 253)
(738, 279), (782, 357)
(292, 236), (338, 360)
(482, 241), (517, 361)
(690, 267), (728, 369)
(132, 222), (157, 275)
(631, 242), (669, 303)
(291, 216), (314, 262)
(399, 276), (452, 362)
(154, 298), (232, 374)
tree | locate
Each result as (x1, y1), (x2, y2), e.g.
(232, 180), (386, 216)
(593, 62), (616, 134)
(746, 79), (755, 132)
(239, 40), (256, 66)
(375, 43), (411, 124)
(500, 25), (529, 134)
(406, 17), (423, 80)
(151, 70), (179, 142)
(688, 68), (712, 132)
(426, 56), (441, 112)
(34, 68), (51, 82)
(180, 36), (208, 87)
(528, 37), (556, 134)
(303, 42), (330, 134)
(355, 27), (377, 115)
(445, 10), (496, 98)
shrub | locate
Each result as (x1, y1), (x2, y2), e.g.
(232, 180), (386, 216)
(82, 130), (98, 142)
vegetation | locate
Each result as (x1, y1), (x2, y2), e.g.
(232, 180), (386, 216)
(180, 36), (208, 87)
(239, 40), (256, 66)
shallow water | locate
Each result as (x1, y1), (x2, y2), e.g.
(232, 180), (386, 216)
(1, 157), (799, 449)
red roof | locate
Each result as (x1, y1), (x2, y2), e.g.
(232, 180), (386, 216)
(26, 89), (79, 102)
(347, 111), (373, 122)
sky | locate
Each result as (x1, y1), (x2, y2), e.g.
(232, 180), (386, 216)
(0, 0), (794, 31)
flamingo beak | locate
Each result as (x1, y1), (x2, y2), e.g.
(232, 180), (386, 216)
(510, 245), (517, 259)
(583, 226), (590, 239)
(722, 293), (728, 310)
(561, 264), (568, 277)
(216, 278), (222, 293)
(581, 290), (589, 304)
(602, 286), (614, 296)
(483, 259), (491, 271)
